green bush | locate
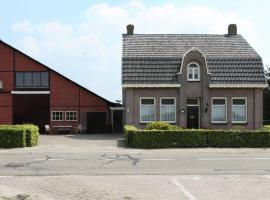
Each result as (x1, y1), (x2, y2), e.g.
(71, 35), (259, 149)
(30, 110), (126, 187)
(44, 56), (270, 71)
(0, 124), (39, 148)
(145, 121), (182, 130)
(125, 126), (270, 148)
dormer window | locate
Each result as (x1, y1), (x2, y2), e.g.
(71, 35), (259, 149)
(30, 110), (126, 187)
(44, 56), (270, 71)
(187, 63), (200, 81)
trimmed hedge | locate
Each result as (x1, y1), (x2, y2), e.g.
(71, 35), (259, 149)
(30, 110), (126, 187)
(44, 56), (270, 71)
(0, 124), (39, 148)
(124, 125), (270, 148)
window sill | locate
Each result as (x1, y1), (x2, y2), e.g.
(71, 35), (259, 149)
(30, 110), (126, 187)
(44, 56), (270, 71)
(211, 122), (227, 124)
(187, 80), (200, 82)
(232, 122), (247, 125)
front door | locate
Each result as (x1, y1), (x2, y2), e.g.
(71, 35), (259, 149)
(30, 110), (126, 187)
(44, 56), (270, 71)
(187, 106), (199, 129)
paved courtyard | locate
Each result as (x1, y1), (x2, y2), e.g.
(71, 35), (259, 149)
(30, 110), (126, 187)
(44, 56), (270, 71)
(0, 134), (270, 199)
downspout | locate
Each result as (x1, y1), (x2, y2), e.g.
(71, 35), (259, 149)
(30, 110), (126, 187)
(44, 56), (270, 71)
(253, 88), (255, 129)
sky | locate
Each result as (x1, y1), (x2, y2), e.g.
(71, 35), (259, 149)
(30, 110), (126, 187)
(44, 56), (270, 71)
(0, 0), (269, 102)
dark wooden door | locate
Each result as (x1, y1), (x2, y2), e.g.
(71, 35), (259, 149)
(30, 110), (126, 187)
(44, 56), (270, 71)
(87, 112), (107, 133)
(187, 106), (199, 129)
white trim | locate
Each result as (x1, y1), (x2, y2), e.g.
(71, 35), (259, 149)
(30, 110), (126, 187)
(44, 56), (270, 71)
(65, 111), (78, 122)
(110, 107), (125, 110)
(187, 62), (200, 81)
(140, 97), (156, 123)
(232, 97), (247, 124)
(122, 84), (181, 88)
(160, 97), (176, 123)
(211, 97), (227, 124)
(186, 98), (200, 128)
(11, 91), (50, 94)
(51, 111), (64, 121)
(209, 84), (268, 88)
(178, 47), (211, 75)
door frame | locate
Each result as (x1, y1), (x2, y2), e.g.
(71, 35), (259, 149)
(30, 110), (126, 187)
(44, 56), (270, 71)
(186, 98), (200, 128)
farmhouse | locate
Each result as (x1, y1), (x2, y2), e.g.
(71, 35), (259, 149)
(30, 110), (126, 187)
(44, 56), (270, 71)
(0, 40), (122, 133)
(122, 24), (267, 129)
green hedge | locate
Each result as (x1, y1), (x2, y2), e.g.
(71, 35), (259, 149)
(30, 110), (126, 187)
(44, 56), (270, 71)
(0, 124), (39, 148)
(124, 125), (270, 148)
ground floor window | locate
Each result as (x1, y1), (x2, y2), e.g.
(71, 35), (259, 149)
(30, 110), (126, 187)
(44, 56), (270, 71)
(160, 98), (176, 123)
(232, 98), (247, 123)
(66, 111), (77, 121)
(212, 98), (227, 123)
(51, 111), (64, 121)
(140, 98), (155, 123)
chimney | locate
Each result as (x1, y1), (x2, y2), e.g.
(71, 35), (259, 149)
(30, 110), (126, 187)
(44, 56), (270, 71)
(126, 24), (134, 35)
(228, 24), (237, 35)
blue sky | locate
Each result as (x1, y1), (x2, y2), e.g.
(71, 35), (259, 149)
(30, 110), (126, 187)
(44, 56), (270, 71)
(0, 0), (269, 101)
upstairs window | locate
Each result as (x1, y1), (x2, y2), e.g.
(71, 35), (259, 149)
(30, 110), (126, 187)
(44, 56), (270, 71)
(187, 63), (200, 81)
(15, 72), (49, 88)
(140, 98), (155, 123)
(232, 98), (247, 123)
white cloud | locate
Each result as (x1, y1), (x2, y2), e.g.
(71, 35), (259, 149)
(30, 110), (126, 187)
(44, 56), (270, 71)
(11, 2), (260, 101)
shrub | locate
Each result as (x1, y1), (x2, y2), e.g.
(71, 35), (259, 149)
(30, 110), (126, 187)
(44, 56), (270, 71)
(124, 126), (270, 148)
(0, 124), (39, 148)
(145, 121), (182, 130)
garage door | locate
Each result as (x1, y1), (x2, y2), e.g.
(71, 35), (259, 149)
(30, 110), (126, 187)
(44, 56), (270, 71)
(86, 112), (107, 133)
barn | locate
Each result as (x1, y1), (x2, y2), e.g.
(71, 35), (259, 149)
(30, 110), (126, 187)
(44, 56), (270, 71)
(0, 40), (123, 133)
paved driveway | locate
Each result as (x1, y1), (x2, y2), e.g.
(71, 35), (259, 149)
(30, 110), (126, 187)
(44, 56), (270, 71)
(1, 134), (270, 200)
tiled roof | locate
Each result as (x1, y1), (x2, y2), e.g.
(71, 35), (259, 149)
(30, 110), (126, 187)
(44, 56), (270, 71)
(122, 34), (266, 85)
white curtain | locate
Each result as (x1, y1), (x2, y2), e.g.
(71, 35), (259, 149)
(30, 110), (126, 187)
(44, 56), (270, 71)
(212, 105), (226, 122)
(160, 106), (176, 122)
(232, 105), (246, 122)
(141, 105), (155, 122)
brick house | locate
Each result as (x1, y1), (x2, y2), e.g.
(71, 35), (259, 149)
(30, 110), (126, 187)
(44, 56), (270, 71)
(0, 40), (123, 133)
(122, 24), (267, 129)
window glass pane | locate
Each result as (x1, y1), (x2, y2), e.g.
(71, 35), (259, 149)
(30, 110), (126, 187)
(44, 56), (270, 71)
(187, 99), (198, 105)
(140, 105), (155, 122)
(189, 64), (197, 68)
(24, 72), (32, 86)
(33, 72), (41, 86)
(66, 111), (77, 121)
(141, 99), (154, 105)
(233, 99), (245, 105)
(161, 105), (176, 122)
(41, 72), (49, 87)
(15, 72), (24, 87)
(232, 105), (246, 122)
(212, 105), (226, 122)
(161, 99), (175, 105)
(213, 99), (225, 105)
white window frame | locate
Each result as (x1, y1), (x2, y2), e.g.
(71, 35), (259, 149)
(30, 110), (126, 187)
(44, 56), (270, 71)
(51, 111), (64, 121)
(65, 111), (78, 121)
(232, 97), (247, 124)
(140, 97), (156, 123)
(160, 97), (176, 123)
(211, 97), (227, 124)
(187, 62), (200, 81)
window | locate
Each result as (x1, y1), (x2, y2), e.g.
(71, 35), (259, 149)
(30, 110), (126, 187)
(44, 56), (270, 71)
(15, 72), (49, 88)
(140, 98), (155, 123)
(160, 98), (176, 123)
(51, 111), (64, 121)
(15, 72), (24, 87)
(232, 98), (247, 123)
(187, 63), (200, 81)
(212, 98), (227, 123)
(66, 111), (77, 121)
